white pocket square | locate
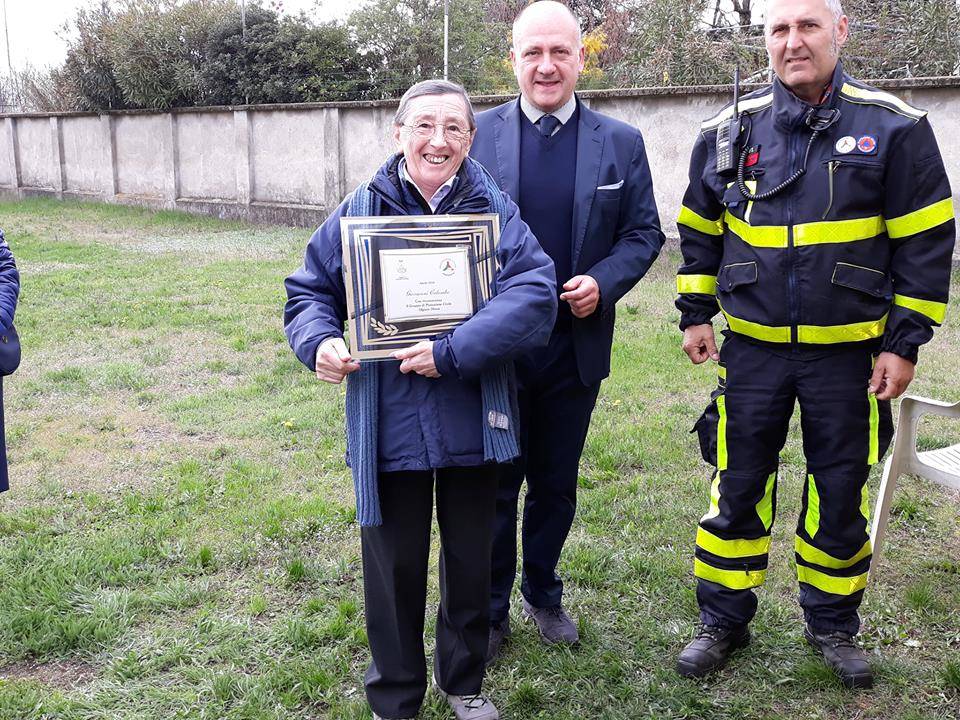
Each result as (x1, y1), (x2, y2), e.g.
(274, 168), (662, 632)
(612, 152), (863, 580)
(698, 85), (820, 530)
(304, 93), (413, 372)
(597, 180), (624, 190)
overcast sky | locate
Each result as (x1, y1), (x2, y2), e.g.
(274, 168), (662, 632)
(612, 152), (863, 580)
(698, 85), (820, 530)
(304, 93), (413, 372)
(0, 0), (355, 72)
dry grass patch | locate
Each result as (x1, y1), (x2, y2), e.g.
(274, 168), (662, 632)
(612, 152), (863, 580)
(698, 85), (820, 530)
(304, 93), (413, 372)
(0, 659), (98, 690)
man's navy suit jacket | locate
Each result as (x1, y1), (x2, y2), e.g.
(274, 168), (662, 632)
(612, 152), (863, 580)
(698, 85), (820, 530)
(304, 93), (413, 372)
(470, 97), (665, 386)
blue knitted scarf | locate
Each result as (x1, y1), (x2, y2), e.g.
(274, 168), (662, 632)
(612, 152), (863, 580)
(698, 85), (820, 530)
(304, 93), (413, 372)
(344, 158), (520, 526)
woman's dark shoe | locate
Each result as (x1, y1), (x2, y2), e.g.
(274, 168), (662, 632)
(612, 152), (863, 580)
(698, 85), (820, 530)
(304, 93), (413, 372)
(676, 623), (751, 677)
(486, 617), (511, 666)
(804, 625), (874, 689)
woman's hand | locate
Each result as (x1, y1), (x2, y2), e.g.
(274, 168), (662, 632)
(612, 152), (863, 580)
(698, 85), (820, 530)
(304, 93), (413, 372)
(315, 337), (360, 384)
(392, 341), (440, 378)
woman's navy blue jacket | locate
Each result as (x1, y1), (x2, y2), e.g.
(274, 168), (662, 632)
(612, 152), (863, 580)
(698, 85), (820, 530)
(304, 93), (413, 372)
(0, 228), (21, 492)
(284, 154), (557, 472)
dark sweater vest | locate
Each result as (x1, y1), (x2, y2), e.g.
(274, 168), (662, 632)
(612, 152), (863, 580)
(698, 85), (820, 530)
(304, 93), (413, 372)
(519, 106), (579, 329)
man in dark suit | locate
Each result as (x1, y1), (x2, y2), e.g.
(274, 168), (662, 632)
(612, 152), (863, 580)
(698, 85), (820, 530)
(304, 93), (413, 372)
(470, 0), (664, 661)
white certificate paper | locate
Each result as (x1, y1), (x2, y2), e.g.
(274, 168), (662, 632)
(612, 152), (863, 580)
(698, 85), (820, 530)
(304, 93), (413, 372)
(380, 247), (475, 323)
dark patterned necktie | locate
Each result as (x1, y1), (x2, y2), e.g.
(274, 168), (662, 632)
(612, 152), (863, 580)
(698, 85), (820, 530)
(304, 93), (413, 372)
(538, 114), (560, 137)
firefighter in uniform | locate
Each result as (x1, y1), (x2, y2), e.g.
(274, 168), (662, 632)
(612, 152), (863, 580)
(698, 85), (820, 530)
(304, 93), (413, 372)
(674, 0), (956, 688)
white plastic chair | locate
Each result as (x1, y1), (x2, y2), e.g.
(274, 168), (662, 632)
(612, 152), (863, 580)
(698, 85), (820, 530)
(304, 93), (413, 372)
(870, 395), (960, 570)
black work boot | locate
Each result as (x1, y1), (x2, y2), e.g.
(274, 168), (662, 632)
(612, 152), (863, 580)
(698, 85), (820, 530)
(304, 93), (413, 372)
(804, 625), (874, 689)
(676, 624), (751, 677)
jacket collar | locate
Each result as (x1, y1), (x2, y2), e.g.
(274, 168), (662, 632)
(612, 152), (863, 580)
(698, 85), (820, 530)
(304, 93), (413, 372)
(368, 153), (491, 215)
(519, 94), (577, 127)
(772, 60), (845, 131)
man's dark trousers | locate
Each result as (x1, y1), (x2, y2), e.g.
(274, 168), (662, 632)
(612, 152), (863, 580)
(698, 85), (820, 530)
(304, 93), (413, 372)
(694, 334), (893, 636)
(362, 466), (498, 719)
(490, 331), (601, 620)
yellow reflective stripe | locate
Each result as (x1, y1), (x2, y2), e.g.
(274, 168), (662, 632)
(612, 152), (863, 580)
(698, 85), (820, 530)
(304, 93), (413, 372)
(701, 471), (721, 522)
(716, 395), (728, 471)
(868, 391), (880, 465)
(701, 93), (774, 130)
(840, 83), (926, 119)
(797, 564), (869, 595)
(678, 206), (724, 236)
(804, 474), (821, 539)
(697, 527), (771, 559)
(860, 483), (871, 523)
(720, 305), (791, 343)
(755, 471), (776, 531)
(677, 274), (717, 295)
(722, 308), (887, 345)
(720, 198), (950, 248)
(886, 197), (955, 239)
(794, 216), (885, 245)
(893, 294), (947, 324)
(795, 536), (872, 570)
(695, 559), (766, 589)
(724, 212), (787, 248)
(797, 314), (888, 344)
(717, 365), (727, 380)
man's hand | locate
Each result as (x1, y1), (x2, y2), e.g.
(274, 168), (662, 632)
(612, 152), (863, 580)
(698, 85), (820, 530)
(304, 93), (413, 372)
(869, 351), (915, 400)
(560, 275), (600, 318)
(682, 324), (719, 364)
(392, 340), (440, 378)
(315, 337), (360, 384)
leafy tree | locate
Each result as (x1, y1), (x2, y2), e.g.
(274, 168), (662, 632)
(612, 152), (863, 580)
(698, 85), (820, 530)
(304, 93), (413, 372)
(611, 0), (762, 87)
(54, 1), (128, 110)
(105, 0), (231, 109)
(347, 0), (515, 97)
(202, 8), (373, 104)
(0, 66), (72, 112)
(843, 0), (960, 78)
(42, 0), (960, 112)
(576, 27), (611, 89)
(292, 22), (377, 101)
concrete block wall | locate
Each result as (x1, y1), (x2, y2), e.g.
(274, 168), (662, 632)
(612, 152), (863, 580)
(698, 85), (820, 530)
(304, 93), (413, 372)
(2, 80), (959, 239)
(177, 111), (236, 202)
(61, 116), (113, 196)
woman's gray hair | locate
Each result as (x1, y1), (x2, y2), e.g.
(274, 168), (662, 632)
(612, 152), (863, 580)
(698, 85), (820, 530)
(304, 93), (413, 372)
(394, 79), (476, 131)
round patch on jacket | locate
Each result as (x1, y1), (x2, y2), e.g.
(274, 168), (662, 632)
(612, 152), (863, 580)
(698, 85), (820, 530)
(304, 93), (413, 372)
(857, 135), (877, 153)
(835, 136), (856, 154)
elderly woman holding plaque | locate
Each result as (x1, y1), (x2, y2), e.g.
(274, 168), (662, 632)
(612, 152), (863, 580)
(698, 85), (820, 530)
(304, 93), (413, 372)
(284, 79), (556, 720)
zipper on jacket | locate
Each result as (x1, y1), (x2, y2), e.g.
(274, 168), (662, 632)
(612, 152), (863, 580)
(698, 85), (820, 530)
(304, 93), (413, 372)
(786, 131), (801, 345)
(821, 160), (837, 220)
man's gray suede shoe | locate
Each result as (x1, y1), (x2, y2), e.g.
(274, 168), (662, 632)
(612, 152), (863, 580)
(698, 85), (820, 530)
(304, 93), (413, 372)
(432, 675), (499, 720)
(521, 597), (580, 645)
(486, 617), (511, 666)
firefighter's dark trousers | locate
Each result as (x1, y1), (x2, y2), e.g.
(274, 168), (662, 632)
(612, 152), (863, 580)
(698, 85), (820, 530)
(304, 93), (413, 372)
(692, 334), (893, 635)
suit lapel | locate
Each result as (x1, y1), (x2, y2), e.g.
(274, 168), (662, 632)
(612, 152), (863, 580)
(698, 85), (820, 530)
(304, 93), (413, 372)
(571, 103), (603, 272)
(493, 99), (521, 202)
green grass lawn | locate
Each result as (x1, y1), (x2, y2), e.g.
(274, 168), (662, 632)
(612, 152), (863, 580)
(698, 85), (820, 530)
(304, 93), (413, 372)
(0, 197), (957, 720)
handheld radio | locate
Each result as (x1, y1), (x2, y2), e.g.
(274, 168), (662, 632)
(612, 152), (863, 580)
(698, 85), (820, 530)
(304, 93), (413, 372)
(716, 65), (741, 176)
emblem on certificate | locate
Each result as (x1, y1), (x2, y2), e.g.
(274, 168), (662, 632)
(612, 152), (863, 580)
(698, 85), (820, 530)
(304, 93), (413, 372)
(340, 214), (501, 360)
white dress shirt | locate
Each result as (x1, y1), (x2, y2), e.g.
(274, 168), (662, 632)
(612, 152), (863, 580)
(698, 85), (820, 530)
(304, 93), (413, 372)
(519, 95), (577, 136)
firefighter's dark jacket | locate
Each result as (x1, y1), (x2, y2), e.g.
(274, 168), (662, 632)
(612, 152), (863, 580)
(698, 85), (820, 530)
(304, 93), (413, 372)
(676, 61), (956, 363)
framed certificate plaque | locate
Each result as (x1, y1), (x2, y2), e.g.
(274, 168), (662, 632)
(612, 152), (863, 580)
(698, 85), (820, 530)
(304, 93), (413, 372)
(340, 214), (501, 360)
